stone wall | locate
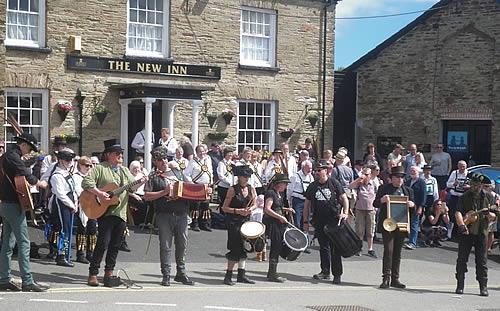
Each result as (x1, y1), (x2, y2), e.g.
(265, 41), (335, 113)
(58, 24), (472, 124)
(0, 0), (335, 156)
(354, 0), (499, 165)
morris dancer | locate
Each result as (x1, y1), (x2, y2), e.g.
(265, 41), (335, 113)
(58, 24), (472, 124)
(263, 173), (292, 282)
(221, 165), (257, 285)
(217, 148), (234, 214)
(185, 144), (213, 232)
(47, 148), (77, 267)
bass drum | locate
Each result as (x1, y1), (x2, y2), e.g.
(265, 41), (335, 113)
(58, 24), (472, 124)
(280, 227), (308, 261)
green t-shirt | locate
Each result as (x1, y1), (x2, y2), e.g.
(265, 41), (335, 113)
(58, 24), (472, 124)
(82, 162), (135, 221)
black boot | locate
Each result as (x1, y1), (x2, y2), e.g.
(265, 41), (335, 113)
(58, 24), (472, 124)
(267, 261), (285, 283)
(479, 280), (488, 297)
(455, 273), (464, 295)
(223, 270), (235, 286)
(56, 255), (74, 267)
(379, 276), (390, 289)
(76, 251), (89, 264)
(390, 278), (406, 289)
(237, 269), (255, 284)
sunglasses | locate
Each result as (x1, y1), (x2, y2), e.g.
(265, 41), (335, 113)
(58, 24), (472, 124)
(83, 164), (92, 168)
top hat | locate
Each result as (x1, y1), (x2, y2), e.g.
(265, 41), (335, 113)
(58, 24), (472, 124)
(233, 165), (253, 177)
(270, 173), (291, 185)
(103, 139), (123, 153)
(55, 148), (76, 161)
(390, 166), (406, 177)
(14, 133), (38, 152)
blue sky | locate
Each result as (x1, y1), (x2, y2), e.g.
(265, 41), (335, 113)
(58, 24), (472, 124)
(335, 0), (441, 69)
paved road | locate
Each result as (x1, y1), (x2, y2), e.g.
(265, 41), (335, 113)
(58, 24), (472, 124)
(1, 226), (499, 311)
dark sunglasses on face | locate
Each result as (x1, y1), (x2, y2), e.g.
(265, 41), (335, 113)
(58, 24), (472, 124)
(83, 164), (93, 168)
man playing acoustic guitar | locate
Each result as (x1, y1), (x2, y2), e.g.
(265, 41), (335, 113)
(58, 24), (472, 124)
(82, 139), (147, 287)
(0, 133), (49, 292)
(455, 173), (498, 297)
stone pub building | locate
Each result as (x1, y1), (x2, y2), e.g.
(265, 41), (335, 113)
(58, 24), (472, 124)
(334, 0), (499, 166)
(1, 0), (337, 170)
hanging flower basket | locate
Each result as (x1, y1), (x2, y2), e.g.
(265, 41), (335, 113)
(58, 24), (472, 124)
(55, 100), (74, 121)
(221, 108), (236, 125)
(280, 128), (295, 139)
(95, 112), (108, 125)
(57, 110), (69, 121)
(306, 112), (319, 129)
(207, 132), (229, 140)
(207, 113), (218, 128)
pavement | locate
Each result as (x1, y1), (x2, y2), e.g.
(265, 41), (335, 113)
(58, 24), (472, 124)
(1, 225), (500, 311)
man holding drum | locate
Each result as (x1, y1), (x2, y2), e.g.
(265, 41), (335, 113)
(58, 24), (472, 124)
(303, 161), (349, 284)
(221, 165), (257, 285)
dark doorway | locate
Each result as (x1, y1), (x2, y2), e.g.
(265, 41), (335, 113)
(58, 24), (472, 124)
(442, 120), (491, 168)
(127, 101), (162, 165)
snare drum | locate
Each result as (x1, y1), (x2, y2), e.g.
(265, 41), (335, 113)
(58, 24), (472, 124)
(240, 221), (266, 253)
(280, 227), (308, 261)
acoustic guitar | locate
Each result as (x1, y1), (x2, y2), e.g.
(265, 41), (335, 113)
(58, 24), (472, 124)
(80, 176), (150, 219)
(463, 205), (500, 225)
(13, 176), (38, 226)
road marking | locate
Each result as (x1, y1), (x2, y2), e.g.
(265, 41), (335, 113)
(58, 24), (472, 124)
(115, 302), (176, 307)
(205, 306), (264, 311)
(29, 298), (88, 304)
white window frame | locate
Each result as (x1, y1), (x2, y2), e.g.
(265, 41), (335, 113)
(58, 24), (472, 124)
(5, 0), (46, 48)
(126, 0), (170, 58)
(236, 100), (276, 153)
(4, 88), (49, 152)
(239, 6), (277, 68)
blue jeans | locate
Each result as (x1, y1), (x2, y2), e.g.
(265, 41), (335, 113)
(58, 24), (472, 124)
(291, 197), (305, 230)
(0, 202), (34, 285)
(408, 211), (421, 247)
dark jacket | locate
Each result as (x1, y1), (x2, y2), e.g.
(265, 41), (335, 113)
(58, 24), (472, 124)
(374, 183), (414, 233)
(0, 147), (38, 203)
(405, 177), (426, 208)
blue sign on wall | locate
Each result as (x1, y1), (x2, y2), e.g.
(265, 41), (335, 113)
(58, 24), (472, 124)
(447, 131), (468, 153)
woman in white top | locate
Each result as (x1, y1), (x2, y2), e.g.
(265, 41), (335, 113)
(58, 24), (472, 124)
(72, 156), (97, 264)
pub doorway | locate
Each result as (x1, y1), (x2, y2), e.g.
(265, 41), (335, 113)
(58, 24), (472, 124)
(127, 100), (162, 165)
(442, 120), (491, 168)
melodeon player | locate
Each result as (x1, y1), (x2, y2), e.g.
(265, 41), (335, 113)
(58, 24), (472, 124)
(144, 146), (195, 287)
(0, 133), (48, 292)
(184, 144), (213, 232)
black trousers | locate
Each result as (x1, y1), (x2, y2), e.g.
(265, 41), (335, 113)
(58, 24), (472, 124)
(89, 215), (126, 275)
(217, 187), (229, 214)
(316, 223), (343, 277)
(456, 233), (488, 282)
(382, 230), (405, 279)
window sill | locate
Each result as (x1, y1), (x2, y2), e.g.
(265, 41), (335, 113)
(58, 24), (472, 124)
(124, 54), (174, 62)
(238, 63), (280, 72)
(5, 45), (52, 54)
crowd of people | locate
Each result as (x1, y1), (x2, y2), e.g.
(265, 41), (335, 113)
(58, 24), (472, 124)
(0, 131), (498, 297)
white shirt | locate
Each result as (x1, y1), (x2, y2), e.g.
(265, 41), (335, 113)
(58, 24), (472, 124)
(41, 154), (57, 175)
(48, 166), (77, 212)
(131, 129), (155, 154)
(446, 169), (469, 197)
(158, 136), (178, 157)
(185, 156), (213, 185)
(217, 159), (234, 188)
(168, 157), (189, 181)
(288, 170), (314, 201)
(249, 161), (264, 189)
(264, 158), (284, 184)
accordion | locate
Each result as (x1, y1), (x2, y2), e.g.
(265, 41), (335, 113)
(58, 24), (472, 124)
(171, 181), (209, 201)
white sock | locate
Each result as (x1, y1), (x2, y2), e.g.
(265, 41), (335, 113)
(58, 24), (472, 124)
(238, 259), (246, 269)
